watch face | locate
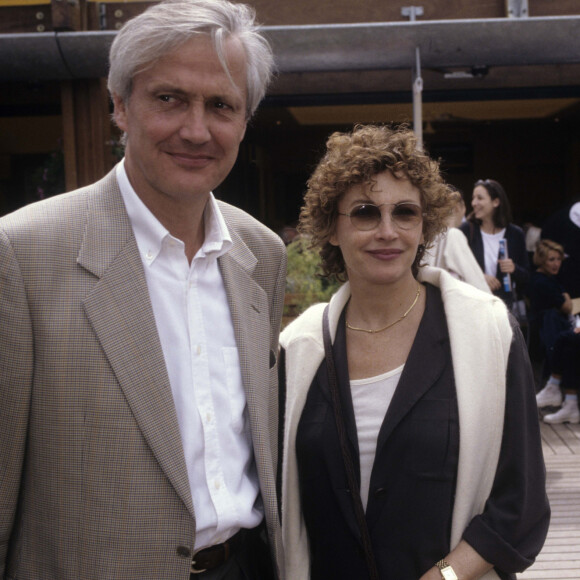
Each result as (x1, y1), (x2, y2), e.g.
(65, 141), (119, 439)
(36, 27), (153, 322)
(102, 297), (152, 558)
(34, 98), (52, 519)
(441, 566), (458, 580)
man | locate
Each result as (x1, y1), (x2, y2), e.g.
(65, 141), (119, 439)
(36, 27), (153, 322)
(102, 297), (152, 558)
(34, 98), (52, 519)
(0, 1), (286, 578)
(541, 198), (580, 298)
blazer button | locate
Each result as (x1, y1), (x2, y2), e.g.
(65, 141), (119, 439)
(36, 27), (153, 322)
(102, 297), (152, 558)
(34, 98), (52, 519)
(176, 546), (191, 558)
(374, 487), (387, 497)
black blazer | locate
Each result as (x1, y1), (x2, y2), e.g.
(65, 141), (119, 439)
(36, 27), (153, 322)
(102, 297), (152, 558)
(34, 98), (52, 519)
(459, 221), (530, 302)
(291, 285), (548, 580)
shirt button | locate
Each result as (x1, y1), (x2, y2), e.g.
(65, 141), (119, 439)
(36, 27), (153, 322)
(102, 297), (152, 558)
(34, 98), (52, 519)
(214, 479), (221, 490)
(145, 250), (153, 260)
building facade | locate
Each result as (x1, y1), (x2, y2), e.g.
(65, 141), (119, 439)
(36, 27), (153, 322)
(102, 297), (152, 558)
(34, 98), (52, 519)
(1, 0), (580, 230)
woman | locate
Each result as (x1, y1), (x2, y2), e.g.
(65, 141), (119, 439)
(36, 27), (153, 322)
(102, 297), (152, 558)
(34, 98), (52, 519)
(459, 179), (529, 305)
(529, 240), (575, 412)
(278, 125), (549, 580)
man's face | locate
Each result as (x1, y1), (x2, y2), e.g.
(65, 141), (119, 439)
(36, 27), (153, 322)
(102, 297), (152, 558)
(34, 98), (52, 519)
(113, 35), (248, 211)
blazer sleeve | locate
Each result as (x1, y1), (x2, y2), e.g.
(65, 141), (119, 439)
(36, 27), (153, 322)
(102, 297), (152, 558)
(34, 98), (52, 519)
(0, 228), (34, 575)
(461, 317), (550, 575)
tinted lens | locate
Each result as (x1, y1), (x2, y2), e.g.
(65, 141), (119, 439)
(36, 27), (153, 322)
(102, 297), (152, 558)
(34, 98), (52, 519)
(349, 204), (382, 230)
(391, 203), (423, 229)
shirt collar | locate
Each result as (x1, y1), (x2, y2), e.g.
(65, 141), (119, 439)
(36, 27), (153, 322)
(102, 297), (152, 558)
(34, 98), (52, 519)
(116, 159), (233, 265)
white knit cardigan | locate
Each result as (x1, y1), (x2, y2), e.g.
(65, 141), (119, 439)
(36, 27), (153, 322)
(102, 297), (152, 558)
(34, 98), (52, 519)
(424, 227), (491, 294)
(279, 266), (513, 580)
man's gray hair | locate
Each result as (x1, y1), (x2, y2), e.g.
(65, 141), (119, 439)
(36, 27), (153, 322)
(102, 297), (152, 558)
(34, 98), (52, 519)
(107, 0), (274, 118)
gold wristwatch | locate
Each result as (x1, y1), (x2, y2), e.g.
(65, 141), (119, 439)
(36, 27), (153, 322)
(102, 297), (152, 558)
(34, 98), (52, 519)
(436, 559), (458, 580)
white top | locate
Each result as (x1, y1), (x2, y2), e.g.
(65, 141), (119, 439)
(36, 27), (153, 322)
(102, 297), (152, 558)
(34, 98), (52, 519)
(481, 228), (506, 277)
(525, 226), (541, 253)
(116, 160), (262, 549)
(350, 365), (403, 510)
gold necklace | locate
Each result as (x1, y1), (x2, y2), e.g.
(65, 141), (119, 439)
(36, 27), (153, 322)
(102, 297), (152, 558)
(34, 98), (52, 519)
(346, 284), (421, 334)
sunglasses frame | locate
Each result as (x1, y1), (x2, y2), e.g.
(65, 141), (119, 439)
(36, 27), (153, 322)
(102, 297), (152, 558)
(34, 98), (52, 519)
(338, 202), (425, 231)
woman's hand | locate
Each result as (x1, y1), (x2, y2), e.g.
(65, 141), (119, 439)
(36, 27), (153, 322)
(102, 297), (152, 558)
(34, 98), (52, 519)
(485, 274), (501, 292)
(419, 540), (493, 580)
(498, 258), (515, 274)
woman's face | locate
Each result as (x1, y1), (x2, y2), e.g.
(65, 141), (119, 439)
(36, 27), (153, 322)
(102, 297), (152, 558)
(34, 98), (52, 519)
(539, 250), (563, 276)
(330, 170), (424, 289)
(471, 185), (499, 222)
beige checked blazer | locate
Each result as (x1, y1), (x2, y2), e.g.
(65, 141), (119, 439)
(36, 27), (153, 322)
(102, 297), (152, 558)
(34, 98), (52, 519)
(0, 168), (287, 580)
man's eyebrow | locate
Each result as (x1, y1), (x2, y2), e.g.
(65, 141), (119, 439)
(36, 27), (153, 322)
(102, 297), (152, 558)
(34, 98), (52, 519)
(149, 84), (187, 96)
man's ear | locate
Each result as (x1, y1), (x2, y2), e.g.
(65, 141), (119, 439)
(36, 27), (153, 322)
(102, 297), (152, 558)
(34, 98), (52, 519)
(111, 93), (128, 132)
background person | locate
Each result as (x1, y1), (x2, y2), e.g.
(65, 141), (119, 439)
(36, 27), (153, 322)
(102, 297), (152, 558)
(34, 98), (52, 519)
(541, 197), (580, 298)
(460, 179), (530, 306)
(536, 327), (580, 424)
(529, 240), (575, 406)
(0, 1), (286, 579)
(278, 124), (549, 580)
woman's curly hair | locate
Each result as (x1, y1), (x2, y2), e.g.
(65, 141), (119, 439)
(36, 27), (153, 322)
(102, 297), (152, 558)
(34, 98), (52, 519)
(298, 124), (456, 279)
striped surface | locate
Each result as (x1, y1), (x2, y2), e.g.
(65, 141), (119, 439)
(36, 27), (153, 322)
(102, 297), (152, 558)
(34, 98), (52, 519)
(519, 421), (580, 579)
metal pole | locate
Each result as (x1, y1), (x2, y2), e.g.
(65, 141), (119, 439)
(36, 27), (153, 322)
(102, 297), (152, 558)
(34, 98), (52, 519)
(506, 0), (529, 18)
(412, 46), (423, 150)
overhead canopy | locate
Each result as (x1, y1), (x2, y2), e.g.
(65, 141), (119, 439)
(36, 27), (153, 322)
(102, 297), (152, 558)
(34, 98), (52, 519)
(1, 16), (580, 81)
(265, 16), (580, 72)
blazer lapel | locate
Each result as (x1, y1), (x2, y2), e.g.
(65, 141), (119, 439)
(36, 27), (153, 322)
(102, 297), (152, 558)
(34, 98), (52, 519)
(374, 285), (448, 451)
(365, 285), (449, 532)
(218, 229), (275, 494)
(78, 173), (194, 517)
(316, 308), (367, 541)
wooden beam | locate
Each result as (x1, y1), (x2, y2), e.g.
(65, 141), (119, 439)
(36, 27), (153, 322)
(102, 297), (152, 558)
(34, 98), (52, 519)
(51, 0), (81, 31)
(61, 78), (113, 192)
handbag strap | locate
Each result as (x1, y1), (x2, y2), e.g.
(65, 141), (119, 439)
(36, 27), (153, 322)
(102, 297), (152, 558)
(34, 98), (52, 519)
(322, 305), (380, 580)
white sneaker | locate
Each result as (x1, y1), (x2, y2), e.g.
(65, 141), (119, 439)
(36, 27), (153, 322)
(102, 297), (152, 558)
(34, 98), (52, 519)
(544, 399), (580, 424)
(536, 382), (563, 407)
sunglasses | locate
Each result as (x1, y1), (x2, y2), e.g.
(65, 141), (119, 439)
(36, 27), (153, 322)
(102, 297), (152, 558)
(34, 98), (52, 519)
(338, 202), (424, 231)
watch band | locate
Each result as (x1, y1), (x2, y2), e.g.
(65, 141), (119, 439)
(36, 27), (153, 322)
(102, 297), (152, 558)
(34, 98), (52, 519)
(436, 559), (459, 580)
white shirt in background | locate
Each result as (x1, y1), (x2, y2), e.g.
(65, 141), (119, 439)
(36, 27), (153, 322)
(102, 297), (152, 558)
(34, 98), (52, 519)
(481, 228), (506, 278)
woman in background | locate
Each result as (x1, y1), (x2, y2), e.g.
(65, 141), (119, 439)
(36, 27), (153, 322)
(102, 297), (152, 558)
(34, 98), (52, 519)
(460, 179), (529, 305)
(278, 125), (549, 580)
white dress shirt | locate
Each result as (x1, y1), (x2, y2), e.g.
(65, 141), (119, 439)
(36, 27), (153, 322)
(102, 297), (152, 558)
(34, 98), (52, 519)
(116, 161), (262, 549)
